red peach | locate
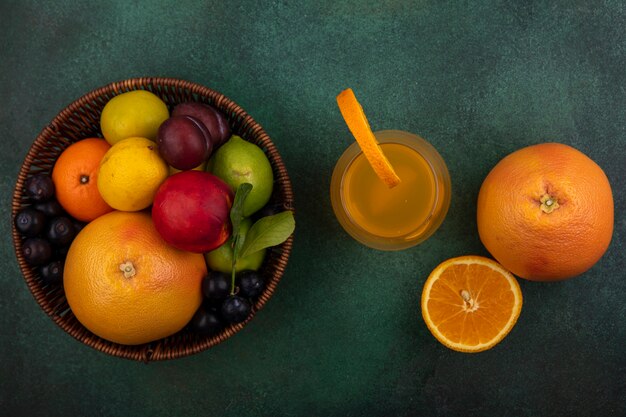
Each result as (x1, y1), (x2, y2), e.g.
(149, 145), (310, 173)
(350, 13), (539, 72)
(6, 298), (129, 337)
(152, 171), (233, 253)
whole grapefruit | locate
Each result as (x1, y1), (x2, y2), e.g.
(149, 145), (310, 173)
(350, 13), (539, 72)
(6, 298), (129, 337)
(64, 211), (206, 345)
(477, 142), (613, 281)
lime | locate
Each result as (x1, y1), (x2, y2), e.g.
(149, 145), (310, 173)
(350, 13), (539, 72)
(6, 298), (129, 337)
(204, 217), (266, 273)
(208, 136), (274, 216)
(97, 137), (169, 211)
(100, 90), (169, 145)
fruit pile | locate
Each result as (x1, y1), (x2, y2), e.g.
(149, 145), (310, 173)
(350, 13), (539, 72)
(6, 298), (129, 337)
(15, 90), (294, 346)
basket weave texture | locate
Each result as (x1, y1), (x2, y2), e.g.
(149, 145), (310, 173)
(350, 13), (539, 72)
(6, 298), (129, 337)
(12, 77), (294, 362)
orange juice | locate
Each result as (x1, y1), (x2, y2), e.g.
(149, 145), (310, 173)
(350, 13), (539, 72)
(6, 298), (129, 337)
(330, 130), (451, 250)
(343, 143), (436, 238)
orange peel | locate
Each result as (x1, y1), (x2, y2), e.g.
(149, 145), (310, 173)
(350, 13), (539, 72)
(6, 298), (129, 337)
(336, 88), (401, 188)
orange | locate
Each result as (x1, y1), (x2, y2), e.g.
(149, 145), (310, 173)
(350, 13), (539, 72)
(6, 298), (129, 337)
(64, 211), (207, 345)
(421, 256), (523, 353)
(477, 142), (614, 281)
(51, 138), (113, 222)
(336, 88), (401, 188)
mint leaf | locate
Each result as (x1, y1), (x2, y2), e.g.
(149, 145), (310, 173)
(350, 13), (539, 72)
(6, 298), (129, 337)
(239, 211), (295, 259)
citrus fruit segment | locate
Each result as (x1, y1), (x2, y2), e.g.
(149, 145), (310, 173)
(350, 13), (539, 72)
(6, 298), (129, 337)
(64, 211), (206, 345)
(336, 88), (401, 188)
(421, 256), (522, 353)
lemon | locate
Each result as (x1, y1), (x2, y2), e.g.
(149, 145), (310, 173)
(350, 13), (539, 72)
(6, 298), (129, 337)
(205, 218), (266, 273)
(209, 136), (274, 217)
(97, 137), (169, 211)
(100, 90), (169, 145)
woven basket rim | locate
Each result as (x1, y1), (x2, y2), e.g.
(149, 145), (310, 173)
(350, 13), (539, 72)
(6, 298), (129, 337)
(12, 77), (294, 362)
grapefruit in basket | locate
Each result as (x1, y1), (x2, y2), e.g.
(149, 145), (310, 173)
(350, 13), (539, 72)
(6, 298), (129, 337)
(64, 211), (206, 345)
(477, 142), (613, 281)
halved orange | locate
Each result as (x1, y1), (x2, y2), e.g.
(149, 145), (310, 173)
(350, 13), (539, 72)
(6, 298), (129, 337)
(421, 256), (523, 353)
(336, 88), (401, 188)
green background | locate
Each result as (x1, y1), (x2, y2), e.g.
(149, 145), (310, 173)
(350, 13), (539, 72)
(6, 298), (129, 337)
(1, 1), (624, 416)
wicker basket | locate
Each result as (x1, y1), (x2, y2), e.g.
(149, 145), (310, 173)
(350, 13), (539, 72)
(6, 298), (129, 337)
(12, 77), (294, 362)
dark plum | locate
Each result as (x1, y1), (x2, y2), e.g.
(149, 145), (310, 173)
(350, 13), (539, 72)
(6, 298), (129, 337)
(22, 238), (53, 266)
(202, 271), (231, 301)
(72, 220), (86, 235)
(189, 306), (223, 335)
(237, 271), (265, 299)
(24, 174), (55, 203)
(40, 260), (63, 285)
(56, 245), (70, 259)
(33, 199), (65, 217)
(157, 115), (212, 170)
(46, 217), (76, 246)
(172, 102), (231, 148)
(221, 295), (251, 324)
(14, 208), (46, 237)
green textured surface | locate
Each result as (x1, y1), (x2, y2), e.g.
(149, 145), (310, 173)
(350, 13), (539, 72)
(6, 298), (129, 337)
(1, 1), (625, 416)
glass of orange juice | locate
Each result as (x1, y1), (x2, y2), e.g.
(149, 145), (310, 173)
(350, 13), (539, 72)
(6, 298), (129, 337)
(330, 130), (451, 250)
